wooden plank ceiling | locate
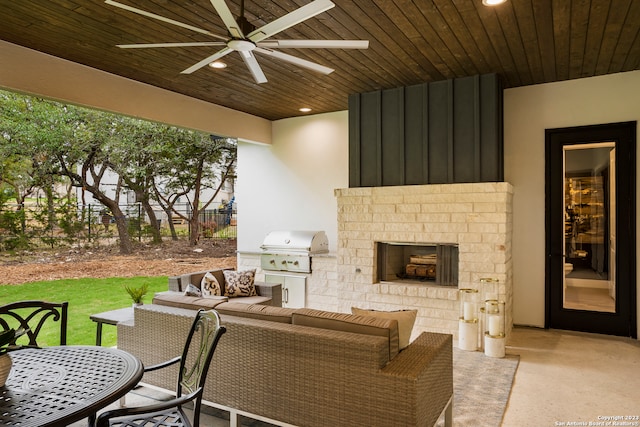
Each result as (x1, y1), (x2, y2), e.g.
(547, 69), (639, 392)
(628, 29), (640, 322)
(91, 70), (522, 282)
(0, 0), (638, 121)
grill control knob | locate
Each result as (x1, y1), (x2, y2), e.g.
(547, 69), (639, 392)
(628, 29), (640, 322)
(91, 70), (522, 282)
(293, 261), (299, 266)
(269, 260), (276, 265)
(281, 260), (287, 265)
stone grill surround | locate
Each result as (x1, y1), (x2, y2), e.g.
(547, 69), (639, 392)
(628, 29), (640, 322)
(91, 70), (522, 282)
(239, 182), (513, 341)
(330, 183), (513, 340)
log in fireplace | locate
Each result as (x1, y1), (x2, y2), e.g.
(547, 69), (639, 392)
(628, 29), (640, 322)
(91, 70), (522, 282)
(376, 242), (458, 286)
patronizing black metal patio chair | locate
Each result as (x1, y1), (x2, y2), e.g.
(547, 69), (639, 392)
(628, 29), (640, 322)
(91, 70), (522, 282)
(96, 309), (226, 427)
(0, 300), (68, 347)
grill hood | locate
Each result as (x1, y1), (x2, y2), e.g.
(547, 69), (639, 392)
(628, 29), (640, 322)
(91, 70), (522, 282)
(260, 230), (329, 254)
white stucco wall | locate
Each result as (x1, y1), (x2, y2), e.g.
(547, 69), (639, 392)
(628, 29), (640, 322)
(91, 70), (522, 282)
(504, 70), (640, 330)
(236, 111), (349, 253)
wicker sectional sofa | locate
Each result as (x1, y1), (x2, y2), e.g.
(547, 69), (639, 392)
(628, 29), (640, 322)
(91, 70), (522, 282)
(117, 271), (453, 427)
(154, 268), (283, 309)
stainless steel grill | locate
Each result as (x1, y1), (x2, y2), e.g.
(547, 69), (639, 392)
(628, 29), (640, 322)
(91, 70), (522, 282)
(260, 230), (329, 273)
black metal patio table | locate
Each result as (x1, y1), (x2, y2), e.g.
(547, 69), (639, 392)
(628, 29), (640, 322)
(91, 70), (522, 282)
(0, 346), (143, 426)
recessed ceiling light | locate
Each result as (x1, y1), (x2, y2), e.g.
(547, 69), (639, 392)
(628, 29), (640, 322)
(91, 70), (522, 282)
(209, 61), (227, 69)
(482, 0), (507, 5)
(299, 107), (312, 113)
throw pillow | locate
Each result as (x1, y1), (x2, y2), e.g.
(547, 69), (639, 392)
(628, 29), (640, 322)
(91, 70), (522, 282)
(351, 307), (418, 349)
(201, 272), (223, 297)
(223, 269), (257, 297)
(184, 283), (202, 297)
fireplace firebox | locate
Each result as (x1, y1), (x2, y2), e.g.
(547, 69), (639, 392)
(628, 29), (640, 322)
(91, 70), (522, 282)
(376, 242), (458, 286)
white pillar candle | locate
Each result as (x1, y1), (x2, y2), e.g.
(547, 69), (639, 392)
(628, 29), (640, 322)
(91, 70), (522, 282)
(488, 315), (501, 336)
(463, 302), (474, 321)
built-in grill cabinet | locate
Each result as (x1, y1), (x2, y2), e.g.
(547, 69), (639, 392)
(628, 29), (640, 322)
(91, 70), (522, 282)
(260, 230), (329, 308)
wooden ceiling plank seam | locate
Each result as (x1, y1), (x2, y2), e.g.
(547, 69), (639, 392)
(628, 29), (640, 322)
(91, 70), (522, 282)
(491, 1), (535, 85)
(568, 0), (591, 80)
(369, 0), (448, 82)
(428, 0), (481, 76)
(338, 1), (434, 86)
(609, 0), (640, 72)
(593, 0), (632, 75)
(454, 0), (510, 80)
(511, 0), (545, 85)
(551, 0), (572, 81)
(434, 0), (492, 75)
(418, 1), (475, 79)
(410, 0), (472, 78)
(581, 0), (613, 78)
(620, 28), (640, 72)
(99, 1), (223, 44)
(473, 2), (522, 87)
(531, 0), (558, 83)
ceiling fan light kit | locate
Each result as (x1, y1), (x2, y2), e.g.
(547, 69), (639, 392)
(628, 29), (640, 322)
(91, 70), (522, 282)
(482, 0), (507, 5)
(106, 0), (369, 84)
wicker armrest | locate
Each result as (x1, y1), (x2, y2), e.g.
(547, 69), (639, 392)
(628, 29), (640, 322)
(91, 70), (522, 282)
(381, 332), (453, 427)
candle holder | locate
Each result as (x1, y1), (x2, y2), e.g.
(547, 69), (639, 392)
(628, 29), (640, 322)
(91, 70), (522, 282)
(480, 277), (500, 302)
(458, 288), (479, 351)
(484, 299), (506, 358)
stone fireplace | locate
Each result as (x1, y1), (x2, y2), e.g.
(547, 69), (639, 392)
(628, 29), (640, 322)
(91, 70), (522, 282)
(328, 182), (513, 339)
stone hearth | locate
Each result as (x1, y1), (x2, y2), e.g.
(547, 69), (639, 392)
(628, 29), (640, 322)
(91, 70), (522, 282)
(328, 183), (513, 339)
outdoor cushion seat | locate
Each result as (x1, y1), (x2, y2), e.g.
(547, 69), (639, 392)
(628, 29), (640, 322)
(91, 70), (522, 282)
(152, 292), (228, 310)
(215, 302), (295, 323)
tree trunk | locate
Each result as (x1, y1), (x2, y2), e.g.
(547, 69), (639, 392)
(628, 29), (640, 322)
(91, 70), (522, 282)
(189, 216), (200, 246)
(89, 199), (133, 254)
(162, 205), (179, 241)
(103, 202), (133, 254)
(140, 198), (162, 244)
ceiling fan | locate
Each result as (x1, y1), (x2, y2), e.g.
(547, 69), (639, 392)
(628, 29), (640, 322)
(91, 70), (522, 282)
(105, 0), (369, 84)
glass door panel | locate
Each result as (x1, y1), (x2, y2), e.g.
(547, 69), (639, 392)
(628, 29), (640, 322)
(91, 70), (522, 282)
(562, 143), (615, 313)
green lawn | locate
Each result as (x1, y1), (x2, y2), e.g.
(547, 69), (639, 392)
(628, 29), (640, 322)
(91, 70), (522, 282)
(0, 277), (168, 347)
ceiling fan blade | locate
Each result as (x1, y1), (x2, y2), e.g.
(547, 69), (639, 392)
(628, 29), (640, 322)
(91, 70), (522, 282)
(105, 0), (227, 41)
(254, 47), (333, 75)
(181, 47), (234, 74)
(210, 0), (244, 38)
(257, 40), (369, 49)
(239, 50), (268, 84)
(117, 42), (225, 49)
(248, 0), (334, 43)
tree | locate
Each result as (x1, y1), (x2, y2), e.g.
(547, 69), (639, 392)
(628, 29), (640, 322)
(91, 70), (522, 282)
(153, 134), (237, 245)
(105, 117), (167, 245)
(0, 93), (137, 253)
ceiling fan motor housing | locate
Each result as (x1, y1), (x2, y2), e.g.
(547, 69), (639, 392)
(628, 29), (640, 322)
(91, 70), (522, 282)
(236, 15), (256, 36)
(228, 39), (256, 51)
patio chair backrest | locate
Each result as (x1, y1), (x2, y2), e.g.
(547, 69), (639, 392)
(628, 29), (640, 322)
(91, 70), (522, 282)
(177, 309), (226, 400)
(0, 300), (68, 347)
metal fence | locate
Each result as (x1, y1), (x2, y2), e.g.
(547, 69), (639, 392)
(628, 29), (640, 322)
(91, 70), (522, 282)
(0, 202), (236, 251)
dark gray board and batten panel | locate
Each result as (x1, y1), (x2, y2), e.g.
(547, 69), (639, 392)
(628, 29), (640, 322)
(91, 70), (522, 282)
(348, 74), (503, 187)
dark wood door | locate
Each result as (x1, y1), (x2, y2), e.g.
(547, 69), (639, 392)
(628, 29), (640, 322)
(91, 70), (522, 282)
(545, 121), (636, 338)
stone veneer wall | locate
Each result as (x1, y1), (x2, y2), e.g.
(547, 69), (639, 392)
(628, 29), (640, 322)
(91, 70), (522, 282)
(238, 182), (513, 341)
